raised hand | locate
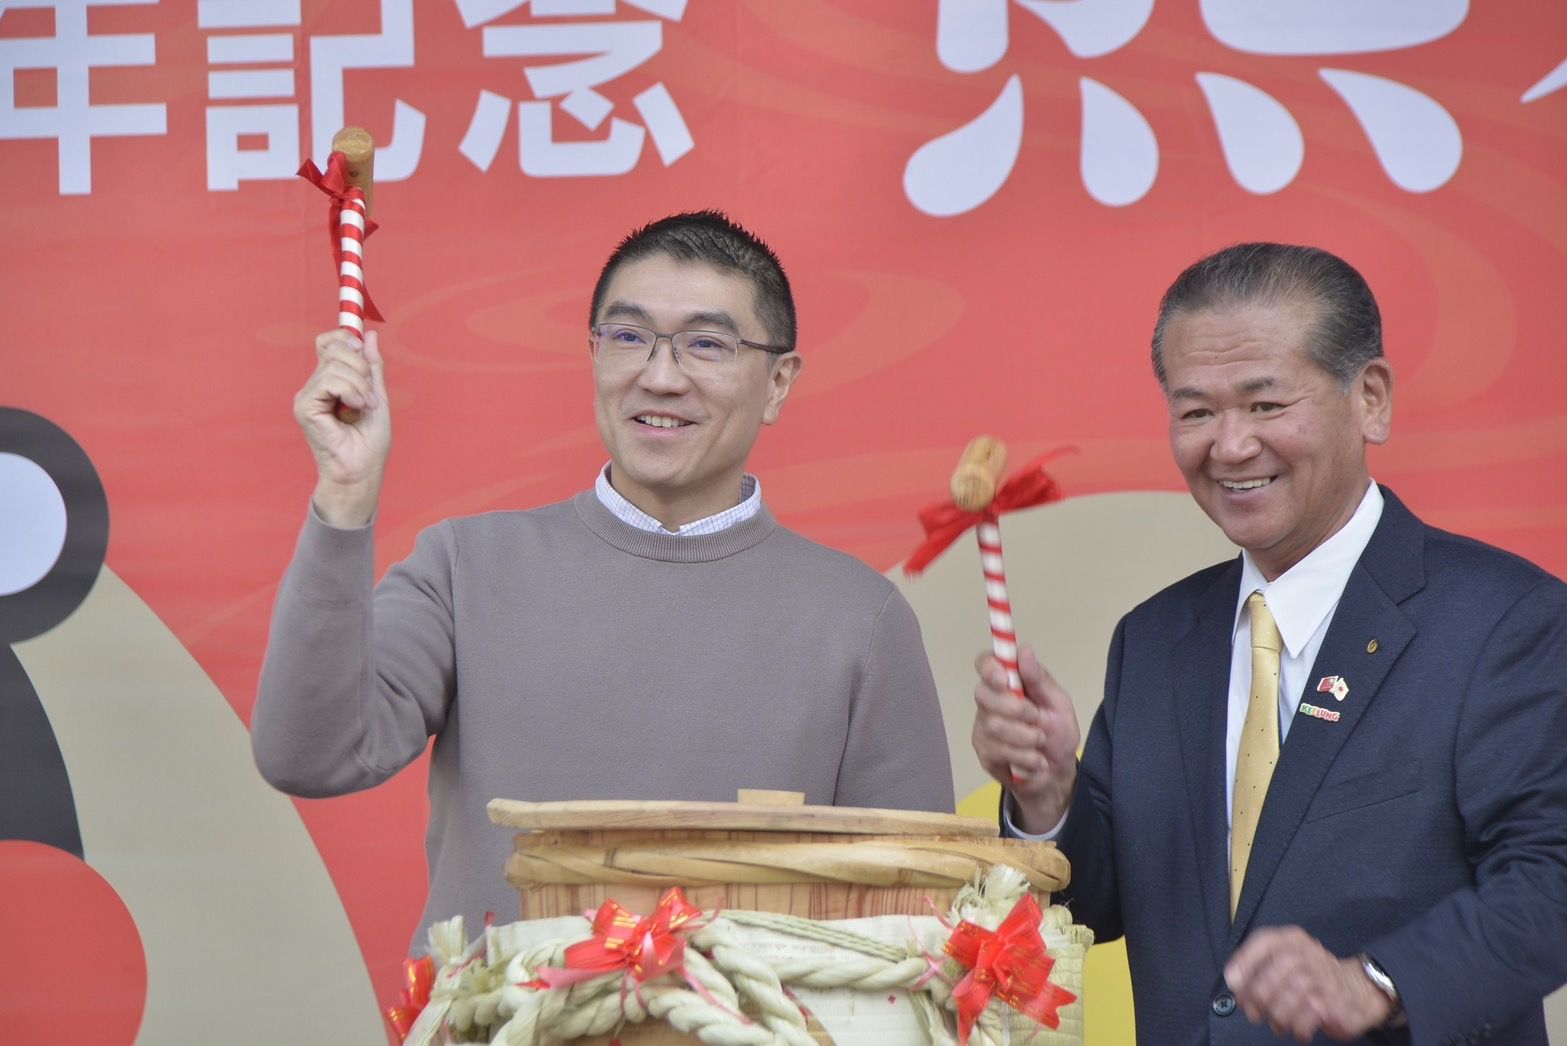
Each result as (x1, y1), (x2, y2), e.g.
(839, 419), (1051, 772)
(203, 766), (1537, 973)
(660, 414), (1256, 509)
(294, 329), (391, 527)
(972, 644), (1081, 834)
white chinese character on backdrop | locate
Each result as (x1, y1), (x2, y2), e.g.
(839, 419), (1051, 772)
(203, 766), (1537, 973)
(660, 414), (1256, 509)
(201, 0), (301, 191)
(308, 0), (423, 179)
(1522, 56), (1566, 104)
(455, 0), (693, 178)
(200, 0), (425, 191)
(0, 0), (167, 195)
(906, 0), (1470, 217)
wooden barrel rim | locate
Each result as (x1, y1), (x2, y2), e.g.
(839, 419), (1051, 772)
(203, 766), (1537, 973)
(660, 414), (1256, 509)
(488, 798), (999, 837)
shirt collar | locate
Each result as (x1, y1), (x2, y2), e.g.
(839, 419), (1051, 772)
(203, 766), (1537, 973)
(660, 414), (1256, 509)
(1233, 481), (1384, 657)
(594, 463), (761, 536)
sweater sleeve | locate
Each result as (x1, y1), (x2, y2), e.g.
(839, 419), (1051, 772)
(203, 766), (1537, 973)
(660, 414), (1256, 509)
(832, 587), (956, 813)
(251, 509), (458, 797)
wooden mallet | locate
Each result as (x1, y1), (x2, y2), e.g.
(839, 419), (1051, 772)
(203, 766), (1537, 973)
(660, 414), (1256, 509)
(329, 128), (374, 423)
(950, 436), (1034, 782)
(908, 437), (1067, 784)
(299, 126), (377, 422)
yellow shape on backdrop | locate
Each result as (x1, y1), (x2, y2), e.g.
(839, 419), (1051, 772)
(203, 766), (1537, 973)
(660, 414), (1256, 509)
(958, 782), (1137, 1045)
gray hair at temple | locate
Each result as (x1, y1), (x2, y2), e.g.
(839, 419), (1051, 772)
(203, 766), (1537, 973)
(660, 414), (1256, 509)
(591, 210), (797, 351)
(1150, 243), (1383, 390)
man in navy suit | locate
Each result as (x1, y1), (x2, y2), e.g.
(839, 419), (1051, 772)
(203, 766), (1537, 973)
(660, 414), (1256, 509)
(974, 243), (1567, 1043)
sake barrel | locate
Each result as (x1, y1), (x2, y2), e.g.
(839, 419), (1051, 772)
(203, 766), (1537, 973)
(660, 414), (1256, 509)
(476, 791), (1085, 1046)
(488, 789), (1071, 922)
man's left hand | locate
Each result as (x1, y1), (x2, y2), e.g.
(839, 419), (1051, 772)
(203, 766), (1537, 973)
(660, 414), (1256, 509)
(1225, 926), (1395, 1042)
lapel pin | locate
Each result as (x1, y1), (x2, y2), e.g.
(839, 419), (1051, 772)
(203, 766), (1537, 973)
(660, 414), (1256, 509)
(1299, 701), (1342, 723)
(1366, 639), (1379, 654)
(1316, 675), (1350, 702)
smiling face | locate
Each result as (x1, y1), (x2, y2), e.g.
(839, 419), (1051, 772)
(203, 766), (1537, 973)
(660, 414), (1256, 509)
(1162, 300), (1392, 580)
(591, 253), (801, 529)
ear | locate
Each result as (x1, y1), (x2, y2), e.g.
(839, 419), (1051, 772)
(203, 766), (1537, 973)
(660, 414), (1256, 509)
(761, 353), (803, 425)
(1357, 358), (1393, 445)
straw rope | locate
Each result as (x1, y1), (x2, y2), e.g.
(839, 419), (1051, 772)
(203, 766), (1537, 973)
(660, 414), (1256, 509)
(400, 866), (1090, 1046)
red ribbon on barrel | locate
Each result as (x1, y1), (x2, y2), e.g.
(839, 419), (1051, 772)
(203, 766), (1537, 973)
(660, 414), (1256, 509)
(385, 954), (435, 1041)
(297, 153), (384, 321)
(903, 449), (1070, 577)
(943, 894), (1077, 1044)
(532, 888), (705, 990)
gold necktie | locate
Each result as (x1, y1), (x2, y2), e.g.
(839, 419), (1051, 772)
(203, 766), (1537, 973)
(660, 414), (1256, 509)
(1231, 591), (1282, 918)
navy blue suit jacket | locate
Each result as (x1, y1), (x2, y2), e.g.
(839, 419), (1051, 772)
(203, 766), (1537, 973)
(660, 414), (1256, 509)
(1044, 489), (1567, 1045)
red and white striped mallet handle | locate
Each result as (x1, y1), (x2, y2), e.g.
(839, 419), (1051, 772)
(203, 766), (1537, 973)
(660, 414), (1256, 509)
(951, 437), (1029, 780)
(330, 126), (374, 422)
(976, 517), (1025, 700)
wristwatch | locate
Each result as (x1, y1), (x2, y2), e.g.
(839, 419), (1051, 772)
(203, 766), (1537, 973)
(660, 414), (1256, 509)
(1357, 953), (1407, 1027)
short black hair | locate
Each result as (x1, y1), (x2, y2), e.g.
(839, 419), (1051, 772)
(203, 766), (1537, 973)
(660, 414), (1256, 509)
(590, 210), (797, 350)
(1151, 243), (1382, 388)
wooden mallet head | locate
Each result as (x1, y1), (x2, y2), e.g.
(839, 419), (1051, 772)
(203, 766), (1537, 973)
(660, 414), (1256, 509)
(950, 436), (1009, 512)
(331, 126), (375, 214)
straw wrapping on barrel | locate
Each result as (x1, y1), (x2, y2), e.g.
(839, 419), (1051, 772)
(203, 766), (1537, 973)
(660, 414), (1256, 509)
(507, 837), (1068, 892)
(398, 867), (1091, 1046)
(493, 794), (1070, 929)
(450, 792), (1083, 1042)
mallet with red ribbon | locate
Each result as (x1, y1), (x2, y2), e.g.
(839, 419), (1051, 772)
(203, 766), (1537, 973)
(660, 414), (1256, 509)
(297, 126), (382, 422)
(905, 438), (1067, 780)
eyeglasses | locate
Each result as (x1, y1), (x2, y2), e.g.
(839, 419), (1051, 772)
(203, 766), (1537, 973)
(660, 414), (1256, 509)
(590, 323), (790, 375)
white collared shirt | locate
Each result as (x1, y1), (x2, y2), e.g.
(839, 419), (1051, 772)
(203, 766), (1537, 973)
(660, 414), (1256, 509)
(1224, 480), (1383, 827)
(594, 463), (761, 536)
(1007, 480), (1385, 842)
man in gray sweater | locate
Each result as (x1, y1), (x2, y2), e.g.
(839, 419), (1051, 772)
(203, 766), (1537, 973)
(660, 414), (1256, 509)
(252, 211), (955, 946)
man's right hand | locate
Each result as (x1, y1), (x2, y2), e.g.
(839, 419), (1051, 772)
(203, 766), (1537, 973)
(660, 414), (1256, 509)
(294, 329), (391, 528)
(972, 644), (1081, 834)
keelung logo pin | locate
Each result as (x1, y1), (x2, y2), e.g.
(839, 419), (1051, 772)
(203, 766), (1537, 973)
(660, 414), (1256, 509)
(1316, 675), (1349, 702)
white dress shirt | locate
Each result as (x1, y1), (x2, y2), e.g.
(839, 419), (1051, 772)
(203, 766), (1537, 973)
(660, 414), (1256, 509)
(1222, 481), (1382, 829)
(1007, 481), (1384, 842)
(594, 463), (761, 536)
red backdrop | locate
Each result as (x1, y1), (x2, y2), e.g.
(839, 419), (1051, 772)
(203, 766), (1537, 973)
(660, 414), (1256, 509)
(4, 1), (1565, 1039)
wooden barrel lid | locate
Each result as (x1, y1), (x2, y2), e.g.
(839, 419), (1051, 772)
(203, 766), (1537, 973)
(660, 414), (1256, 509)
(488, 789), (998, 837)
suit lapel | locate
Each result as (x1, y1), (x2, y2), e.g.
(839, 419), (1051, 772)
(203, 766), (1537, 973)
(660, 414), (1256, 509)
(1229, 489), (1427, 941)
(1171, 558), (1242, 965)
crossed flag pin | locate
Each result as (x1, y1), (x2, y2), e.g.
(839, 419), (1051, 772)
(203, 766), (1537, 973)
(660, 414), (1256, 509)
(1299, 676), (1350, 723)
(1316, 675), (1350, 702)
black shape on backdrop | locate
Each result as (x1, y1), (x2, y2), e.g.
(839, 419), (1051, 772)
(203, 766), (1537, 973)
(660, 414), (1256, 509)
(0, 407), (111, 856)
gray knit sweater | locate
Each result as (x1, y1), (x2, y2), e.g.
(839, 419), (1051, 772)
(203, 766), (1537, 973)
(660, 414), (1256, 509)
(253, 491), (954, 942)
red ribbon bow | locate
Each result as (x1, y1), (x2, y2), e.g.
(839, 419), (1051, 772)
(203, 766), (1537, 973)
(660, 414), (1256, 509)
(903, 449), (1070, 577)
(943, 895), (1077, 1044)
(535, 888), (705, 990)
(385, 954), (435, 1042)
(297, 153), (384, 321)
